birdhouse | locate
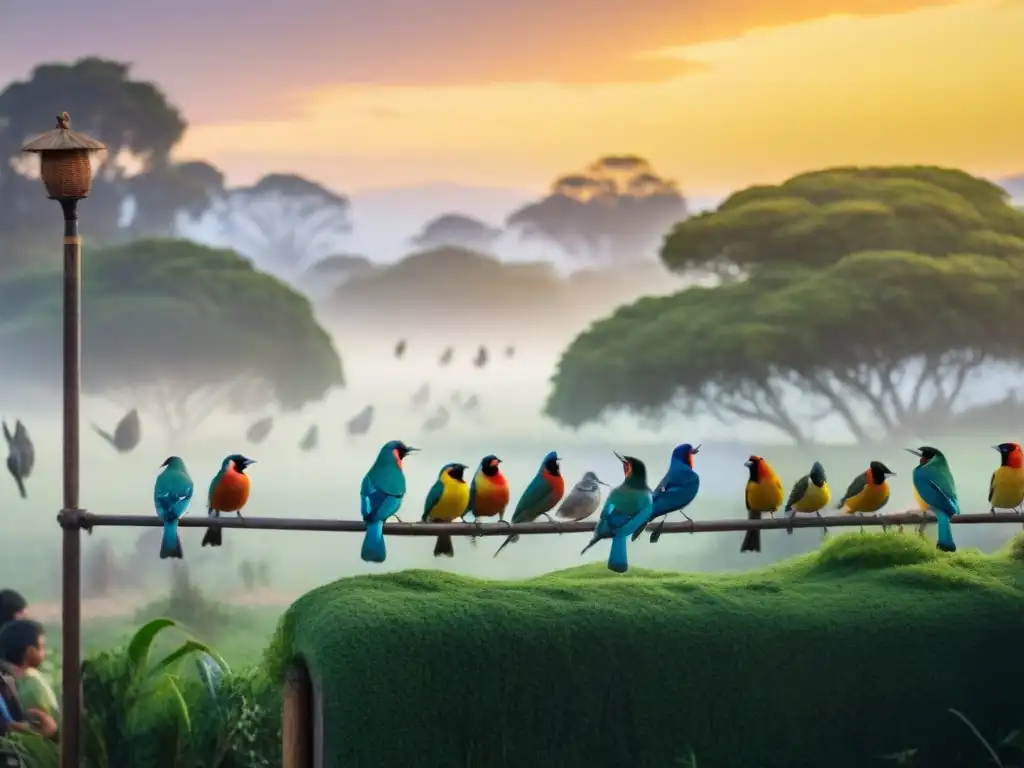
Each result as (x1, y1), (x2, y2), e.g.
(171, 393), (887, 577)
(20, 112), (106, 200)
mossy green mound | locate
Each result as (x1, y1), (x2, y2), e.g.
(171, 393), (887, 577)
(269, 533), (1024, 768)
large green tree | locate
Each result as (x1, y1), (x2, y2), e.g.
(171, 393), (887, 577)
(661, 166), (1024, 278)
(547, 250), (1024, 443)
(0, 239), (343, 437)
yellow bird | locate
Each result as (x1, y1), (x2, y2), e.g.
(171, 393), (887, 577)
(741, 455), (784, 553)
(421, 462), (471, 557)
(836, 460), (894, 533)
(785, 461), (831, 536)
(990, 442), (1024, 513)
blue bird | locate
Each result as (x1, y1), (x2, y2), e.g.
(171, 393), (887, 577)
(907, 445), (960, 552)
(493, 451), (565, 557)
(360, 439), (418, 563)
(634, 443), (700, 543)
(580, 452), (654, 573)
(154, 456), (194, 560)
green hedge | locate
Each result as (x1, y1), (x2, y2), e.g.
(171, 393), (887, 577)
(268, 533), (1024, 768)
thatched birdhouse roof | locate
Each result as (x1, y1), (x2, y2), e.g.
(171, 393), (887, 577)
(20, 112), (106, 153)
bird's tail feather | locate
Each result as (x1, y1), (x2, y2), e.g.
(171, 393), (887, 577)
(607, 535), (629, 573)
(786, 510), (796, 534)
(91, 423), (117, 448)
(631, 520), (650, 542)
(14, 474), (25, 499)
(433, 534), (455, 558)
(741, 511), (761, 553)
(936, 512), (956, 553)
(580, 535), (600, 556)
(202, 524), (222, 547)
(361, 520), (387, 563)
(493, 533), (519, 558)
(160, 521), (183, 559)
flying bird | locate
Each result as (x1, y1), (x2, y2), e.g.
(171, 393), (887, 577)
(740, 455), (784, 553)
(347, 405), (375, 436)
(473, 346), (488, 368)
(494, 451), (565, 557)
(3, 421), (32, 499)
(411, 384), (431, 409)
(422, 406), (449, 434)
(202, 454), (255, 548)
(580, 453), (654, 573)
(908, 446), (960, 552)
(154, 456), (194, 560)
(636, 443), (700, 543)
(422, 463), (471, 557)
(91, 408), (140, 453)
(462, 395), (480, 413)
(556, 471), (607, 523)
(246, 417), (274, 445)
(785, 461), (831, 535)
(467, 454), (511, 531)
(439, 347), (454, 366)
(360, 440), (417, 563)
(836, 461), (894, 532)
(394, 339), (407, 359)
(989, 442), (1024, 513)
(299, 424), (318, 452)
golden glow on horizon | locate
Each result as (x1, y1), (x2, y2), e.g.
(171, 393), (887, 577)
(178, 0), (1024, 192)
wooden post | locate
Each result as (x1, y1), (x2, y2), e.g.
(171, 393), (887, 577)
(283, 661), (313, 768)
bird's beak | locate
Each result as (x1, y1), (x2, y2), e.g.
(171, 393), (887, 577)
(693, 444), (701, 453)
(596, 478), (609, 486)
(495, 458), (502, 464)
(885, 471), (896, 479)
(743, 460), (753, 468)
(613, 451), (625, 463)
(992, 445), (1003, 452)
(246, 459), (257, 467)
(406, 446), (420, 453)
(904, 448), (922, 457)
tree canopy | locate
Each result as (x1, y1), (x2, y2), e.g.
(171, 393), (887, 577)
(661, 166), (1024, 278)
(0, 239), (343, 435)
(410, 213), (502, 251)
(506, 155), (686, 265)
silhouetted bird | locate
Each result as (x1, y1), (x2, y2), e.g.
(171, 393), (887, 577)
(299, 424), (319, 452)
(411, 383), (430, 409)
(505, 345), (515, 359)
(394, 339), (407, 359)
(473, 346), (488, 368)
(422, 406), (450, 434)
(462, 395), (480, 413)
(3, 421), (33, 499)
(92, 408), (141, 453)
(246, 416), (274, 444)
(439, 347), (454, 366)
(347, 405), (374, 436)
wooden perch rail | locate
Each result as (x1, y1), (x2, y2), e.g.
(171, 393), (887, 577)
(60, 510), (1024, 535)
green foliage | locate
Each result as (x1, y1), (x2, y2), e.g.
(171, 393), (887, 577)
(274, 535), (1024, 768)
(662, 165), (1024, 275)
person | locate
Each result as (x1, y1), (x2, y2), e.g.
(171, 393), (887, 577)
(0, 620), (59, 732)
(0, 651), (56, 740)
(0, 590), (26, 628)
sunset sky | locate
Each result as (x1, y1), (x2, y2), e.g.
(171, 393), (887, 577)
(2, 0), (1021, 195)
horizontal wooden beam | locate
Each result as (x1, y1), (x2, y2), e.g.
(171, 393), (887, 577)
(62, 510), (1024, 536)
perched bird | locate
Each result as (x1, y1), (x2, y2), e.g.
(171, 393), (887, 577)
(154, 457), (194, 560)
(422, 463), (471, 557)
(411, 384), (431, 409)
(473, 346), (488, 368)
(505, 345), (515, 359)
(467, 455), (511, 525)
(494, 451), (565, 557)
(202, 454), (255, 548)
(299, 425), (318, 452)
(246, 417), (274, 444)
(740, 455), (784, 553)
(908, 446), (960, 552)
(636, 443), (701, 543)
(580, 454), (654, 573)
(3, 421), (33, 499)
(989, 442), (1024, 513)
(360, 440), (418, 563)
(347, 405), (374, 436)
(785, 461), (831, 535)
(422, 406), (449, 434)
(556, 471), (607, 523)
(439, 347), (454, 366)
(394, 339), (407, 359)
(836, 461), (895, 533)
(92, 408), (140, 453)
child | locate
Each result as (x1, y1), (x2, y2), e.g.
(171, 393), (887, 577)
(0, 650), (56, 739)
(0, 620), (59, 729)
(0, 590), (26, 629)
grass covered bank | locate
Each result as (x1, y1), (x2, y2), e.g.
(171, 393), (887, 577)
(268, 533), (1024, 768)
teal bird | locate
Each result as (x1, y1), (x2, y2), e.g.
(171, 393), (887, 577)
(580, 453), (654, 573)
(360, 440), (418, 563)
(154, 456), (194, 560)
(493, 451), (565, 557)
(907, 446), (960, 552)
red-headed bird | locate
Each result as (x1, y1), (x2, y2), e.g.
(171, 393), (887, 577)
(990, 442), (1024, 514)
(467, 454), (511, 525)
(741, 455), (784, 553)
(493, 451), (564, 557)
(202, 454), (255, 548)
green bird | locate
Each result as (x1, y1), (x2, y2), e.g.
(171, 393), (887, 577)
(907, 446), (960, 552)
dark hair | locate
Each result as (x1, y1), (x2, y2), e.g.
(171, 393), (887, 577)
(0, 590), (26, 628)
(0, 620), (43, 666)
